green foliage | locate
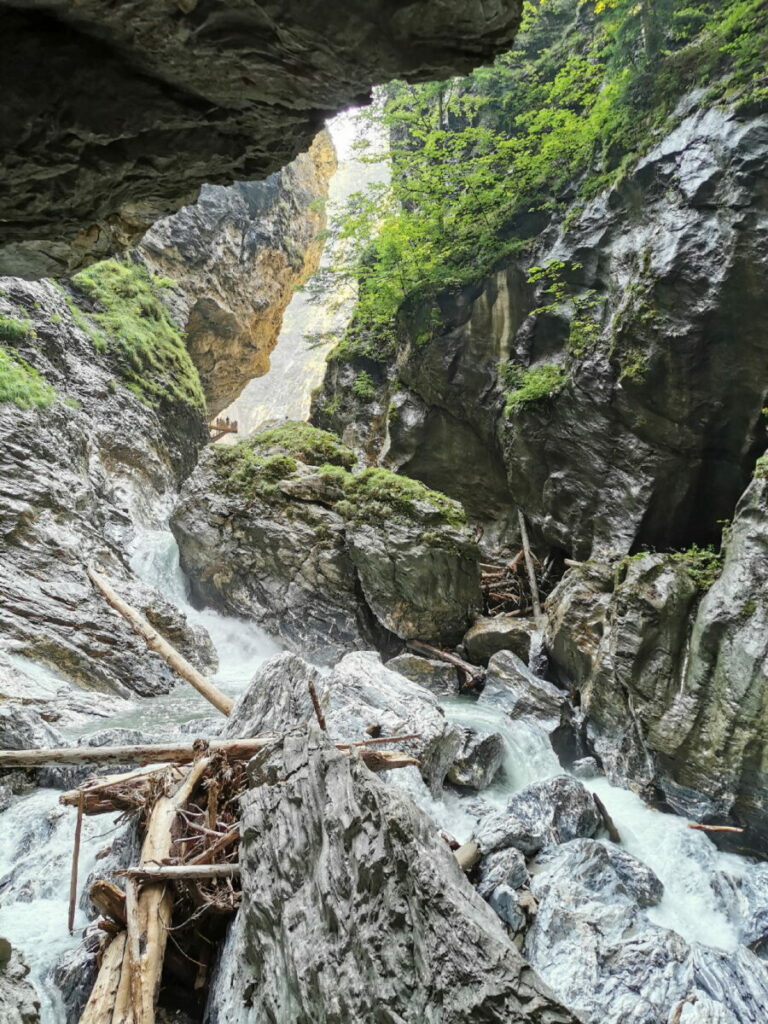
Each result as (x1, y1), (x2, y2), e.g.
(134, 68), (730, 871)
(502, 363), (569, 415)
(248, 421), (357, 468)
(0, 315), (35, 344)
(321, 0), (766, 349)
(527, 260), (602, 356)
(212, 425), (466, 532)
(753, 455), (768, 480)
(0, 346), (55, 410)
(339, 467), (467, 529)
(69, 260), (203, 410)
(669, 544), (723, 591)
(351, 371), (377, 402)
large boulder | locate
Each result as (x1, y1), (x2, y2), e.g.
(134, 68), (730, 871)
(524, 838), (768, 1024)
(172, 423), (481, 660)
(0, 946), (39, 1024)
(385, 652), (460, 696)
(205, 730), (575, 1024)
(225, 650), (463, 796)
(480, 651), (568, 727)
(464, 614), (536, 665)
(474, 775), (600, 856)
(447, 728), (505, 791)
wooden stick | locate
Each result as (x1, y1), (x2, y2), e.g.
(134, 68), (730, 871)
(122, 864), (241, 882)
(0, 735), (423, 773)
(518, 510), (543, 623)
(87, 565), (234, 715)
(688, 823), (745, 834)
(593, 792), (621, 844)
(68, 792), (84, 935)
(188, 828), (240, 866)
(90, 880), (127, 926)
(406, 640), (483, 690)
(351, 750), (420, 772)
(454, 841), (480, 872)
(307, 680), (327, 732)
(79, 932), (127, 1024)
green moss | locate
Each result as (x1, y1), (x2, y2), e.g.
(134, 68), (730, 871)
(0, 347), (55, 409)
(351, 371), (377, 402)
(342, 467), (467, 529)
(70, 259), (204, 410)
(249, 421), (356, 469)
(0, 315), (35, 344)
(669, 544), (723, 591)
(213, 425), (466, 533)
(502, 363), (569, 415)
(753, 454), (768, 480)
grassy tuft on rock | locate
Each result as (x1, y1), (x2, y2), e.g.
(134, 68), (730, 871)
(502, 363), (569, 415)
(0, 346), (55, 410)
(70, 259), (204, 411)
(248, 421), (357, 469)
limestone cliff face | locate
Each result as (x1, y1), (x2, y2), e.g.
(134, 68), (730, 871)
(312, 95), (768, 847)
(141, 132), (337, 416)
(315, 97), (768, 559)
(0, 1), (522, 278)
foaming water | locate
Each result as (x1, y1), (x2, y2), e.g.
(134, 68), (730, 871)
(402, 694), (744, 953)
(0, 790), (123, 1021)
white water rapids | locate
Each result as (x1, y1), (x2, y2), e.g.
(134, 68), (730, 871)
(0, 107), (759, 1023)
(0, 521), (755, 1022)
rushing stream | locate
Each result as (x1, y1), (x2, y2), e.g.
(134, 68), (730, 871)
(0, 518), (758, 1022)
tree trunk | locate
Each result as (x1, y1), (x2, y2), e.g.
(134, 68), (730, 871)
(87, 565), (234, 715)
(79, 933), (127, 1024)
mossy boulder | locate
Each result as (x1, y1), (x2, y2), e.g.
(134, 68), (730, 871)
(171, 423), (481, 659)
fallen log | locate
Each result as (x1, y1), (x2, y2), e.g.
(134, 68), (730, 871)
(454, 841), (480, 872)
(188, 828), (240, 865)
(0, 736), (424, 774)
(407, 640), (484, 690)
(79, 932), (127, 1024)
(688, 823), (745, 834)
(90, 879), (127, 926)
(87, 564), (234, 715)
(593, 792), (621, 844)
(517, 510), (543, 624)
(126, 757), (212, 1023)
(122, 864), (241, 883)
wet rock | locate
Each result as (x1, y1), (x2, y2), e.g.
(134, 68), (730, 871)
(464, 615), (535, 665)
(225, 650), (462, 796)
(474, 775), (600, 855)
(572, 757), (599, 780)
(0, 277), (205, 701)
(480, 651), (567, 726)
(738, 863), (768, 958)
(385, 652), (459, 696)
(1, 3), (523, 278)
(140, 134), (335, 416)
(52, 926), (102, 1023)
(172, 427), (480, 659)
(524, 838), (768, 1024)
(205, 729), (575, 1024)
(477, 847), (530, 933)
(0, 947), (39, 1024)
(447, 728), (505, 791)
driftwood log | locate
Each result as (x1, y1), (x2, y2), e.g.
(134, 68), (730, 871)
(407, 640), (484, 691)
(87, 565), (234, 715)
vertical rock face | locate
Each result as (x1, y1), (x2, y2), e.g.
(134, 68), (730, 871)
(0, 947), (39, 1024)
(206, 731), (575, 1024)
(545, 485), (768, 855)
(316, 100), (768, 558)
(0, 2), (524, 278)
(140, 133), (337, 416)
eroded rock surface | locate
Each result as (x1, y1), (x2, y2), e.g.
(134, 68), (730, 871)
(0, 946), (39, 1024)
(206, 730), (575, 1023)
(172, 424), (481, 659)
(0, 277), (210, 698)
(225, 650), (462, 796)
(1, 2), (523, 278)
(140, 133), (336, 415)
